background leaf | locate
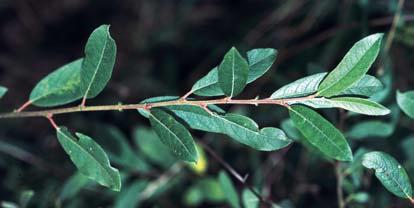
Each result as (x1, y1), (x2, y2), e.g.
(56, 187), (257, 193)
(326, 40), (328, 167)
(318, 33), (383, 97)
(148, 108), (198, 162)
(218, 47), (249, 97)
(396, 90), (414, 119)
(29, 59), (83, 107)
(362, 151), (413, 199)
(289, 105), (353, 161)
(242, 189), (259, 208)
(56, 127), (121, 191)
(218, 171), (240, 208)
(114, 180), (148, 208)
(0, 86), (7, 99)
(80, 25), (116, 99)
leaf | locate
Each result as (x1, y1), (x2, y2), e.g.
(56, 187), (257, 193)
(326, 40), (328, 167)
(340, 75), (383, 97)
(114, 180), (148, 208)
(246, 48), (277, 83)
(184, 178), (225, 206)
(218, 47), (249, 97)
(271, 73), (382, 99)
(396, 90), (414, 119)
(148, 108), (198, 162)
(19, 190), (34, 208)
(80, 25), (117, 99)
(59, 172), (91, 201)
(318, 33), (383, 97)
(218, 171), (240, 208)
(289, 105), (353, 161)
(362, 151), (412, 198)
(29, 59), (83, 107)
(292, 97), (390, 116)
(0, 86), (7, 99)
(192, 48), (276, 97)
(344, 148), (370, 188)
(133, 126), (176, 168)
(56, 127), (121, 191)
(166, 105), (292, 151)
(242, 189), (259, 208)
(346, 121), (394, 139)
(271, 73), (327, 99)
(138, 96), (180, 117)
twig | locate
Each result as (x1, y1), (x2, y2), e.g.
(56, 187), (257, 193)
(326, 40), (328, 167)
(0, 95), (317, 119)
(199, 142), (274, 207)
(335, 162), (345, 208)
(384, 0), (405, 52)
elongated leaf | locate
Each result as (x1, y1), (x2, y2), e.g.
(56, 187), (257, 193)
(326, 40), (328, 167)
(396, 90), (414, 119)
(59, 172), (91, 201)
(271, 73), (382, 99)
(166, 105), (292, 151)
(289, 105), (353, 161)
(271, 73), (327, 99)
(218, 47), (249, 97)
(292, 97), (390, 116)
(192, 48), (276, 96)
(341, 75), (383, 97)
(362, 151), (412, 198)
(0, 86), (7, 99)
(133, 126), (176, 168)
(318, 34), (383, 97)
(29, 59), (83, 107)
(242, 189), (259, 208)
(346, 121), (394, 139)
(218, 171), (240, 208)
(148, 108), (198, 162)
(56, 127), (121, 191)
(80, 25), (117, 99)
(114, 180), (148, 208)
(246, 48), (277, 83)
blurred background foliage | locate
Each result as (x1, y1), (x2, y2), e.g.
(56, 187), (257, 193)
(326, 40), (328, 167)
(0, 0), (414, 207)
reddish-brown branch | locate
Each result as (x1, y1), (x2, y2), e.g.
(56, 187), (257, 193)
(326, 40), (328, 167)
(16, 100), (32, 112)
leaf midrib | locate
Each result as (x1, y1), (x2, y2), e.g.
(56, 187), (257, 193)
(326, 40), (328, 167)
(83, 32), (109, 99)
(58, 128), (116, 186)
(149, 112), (193, 159)
(290, 107), (347, 157)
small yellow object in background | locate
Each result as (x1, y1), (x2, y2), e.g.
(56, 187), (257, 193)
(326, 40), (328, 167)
(187, 144), (208, 175)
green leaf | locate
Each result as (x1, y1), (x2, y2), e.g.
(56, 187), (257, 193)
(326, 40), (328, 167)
(19, 190), (34, 208)
(0, 86), (7, 99)
(219, 171), (240, 208)
(362, 151), (412, 198)
(56, 127), (121, 191)
(242, 189), (259, 208)
(80, 25), (117, 99)
(318, 33), (383, 97)
(148, 108), (198, 162)
(166, 105), (292, 151)
(29, 59), (83, 107)
(347, 121), (394, 139)
(138, 96), (180, 117)
(218, 47), (249, 97)
(289, 105), (353, 161)
(114, 180), (148, 208)
(133, 126), (176, 168)
(396, 90), (414, 119)
(293, 97), (390, 116)
(271, 73), (382, 99)
(59, 172), (91, 201)
(271, 73), (327, 99)
(192, 49), (277, 97)
(184, 178), (225, 206)
(341, 75), (383, 97)
(246, 48), (277, 83)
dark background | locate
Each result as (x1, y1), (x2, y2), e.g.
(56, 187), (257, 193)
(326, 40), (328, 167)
(0, 0), (414, 207)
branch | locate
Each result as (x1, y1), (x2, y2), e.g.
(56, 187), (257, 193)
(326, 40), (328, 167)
(0, 95), (316, 119)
